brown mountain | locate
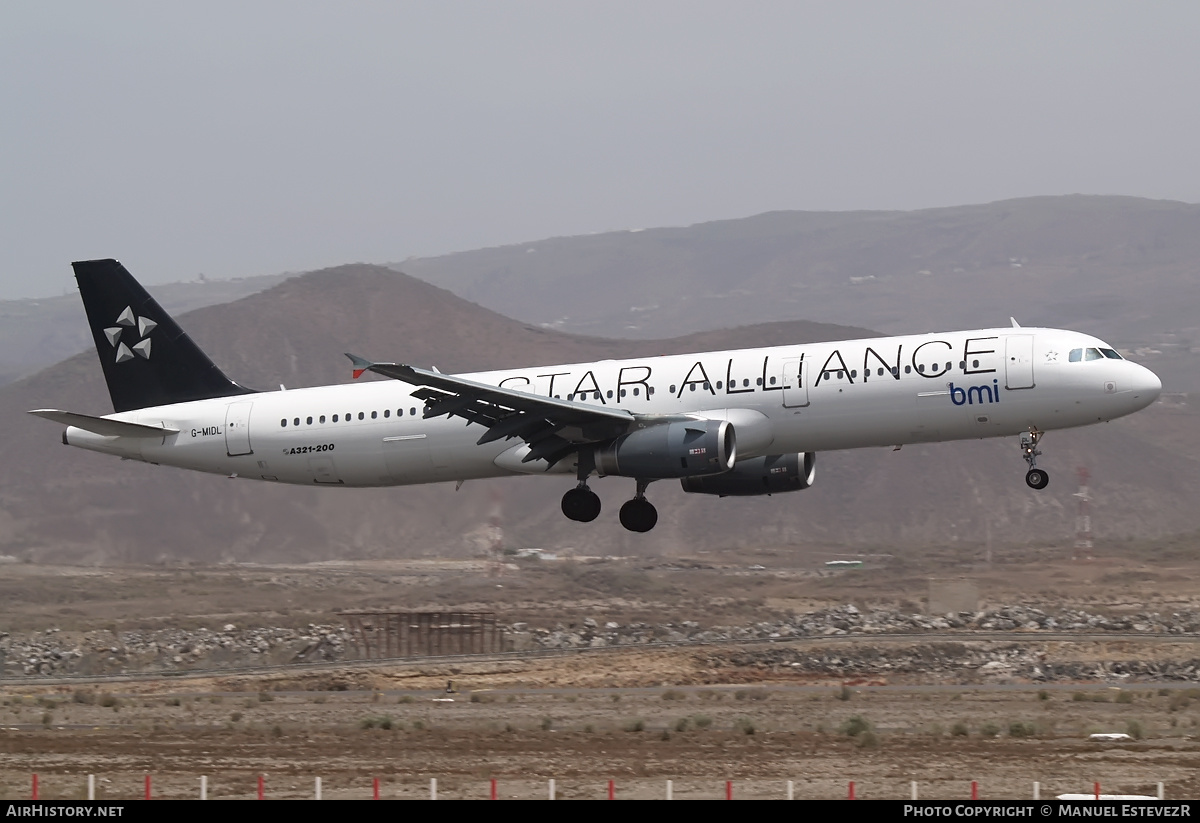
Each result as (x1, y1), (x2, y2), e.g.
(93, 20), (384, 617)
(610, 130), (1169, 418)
(1, 265), (891, 563)
(0, 273), (293, 388)
(2, 264), (1196, 564)
(398, 195), (1200, 351)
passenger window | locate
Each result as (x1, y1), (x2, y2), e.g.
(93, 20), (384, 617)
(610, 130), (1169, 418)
(306, 416), (313, 425)
(358, 412), (365, 420)
(768, 377), (775, 385)
(384, 409), (390, 418)
(319, 415), (325, 423)
(945, 362), (952, 370)
(904, 366), (911, 374)
(669, 385), (676, 394)
(851, 370), (857, 378)
(917, 365), (925, 373)
(619, 389), (626, 398)
(756, 378), (763, 386)
(891, 367), (899, 376)
(632, 387), (640, 396)
(606, 391), (613, 398)
(877, 368), (884, 376)
(972, 360), (980, 368)
(689, 384), (696, 392)
(743, 379), (750, 387)
(1069, 349), (1082, 362)
(410, 408), (416, 415)
(280, 419), (287, 427)
(293, 418), (300, 427)
(648, 387), (655, 396)
(371, 411), (378, 419)
(715, 381), (722, 390)
(836, 371), (843, 379)
(332, 414), (339, 422)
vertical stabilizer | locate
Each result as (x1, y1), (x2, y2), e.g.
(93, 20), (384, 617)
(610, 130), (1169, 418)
(73, 259), (255, 412)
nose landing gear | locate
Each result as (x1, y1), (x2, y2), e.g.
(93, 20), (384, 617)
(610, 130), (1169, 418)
(1020, 429), (1049, 489)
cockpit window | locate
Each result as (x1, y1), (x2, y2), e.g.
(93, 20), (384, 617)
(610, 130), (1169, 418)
(1070, 347), (1119, 362)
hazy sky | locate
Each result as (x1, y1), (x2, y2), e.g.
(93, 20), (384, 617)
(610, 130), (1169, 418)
(3, 2), (1199, 299)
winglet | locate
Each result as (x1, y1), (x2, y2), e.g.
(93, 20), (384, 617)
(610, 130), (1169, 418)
(345, 353), (374, 380)
(1010, 317), (1021, 328)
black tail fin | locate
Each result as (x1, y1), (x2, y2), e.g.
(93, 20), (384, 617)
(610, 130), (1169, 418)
(73, 259), (255, 412)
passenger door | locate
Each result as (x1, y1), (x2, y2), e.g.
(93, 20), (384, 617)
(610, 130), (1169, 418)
(1005, 335), (1035, 390)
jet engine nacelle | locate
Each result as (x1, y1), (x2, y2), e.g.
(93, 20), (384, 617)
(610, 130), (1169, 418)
(679, 452), (816, 496)
(594, 419), (735, 479)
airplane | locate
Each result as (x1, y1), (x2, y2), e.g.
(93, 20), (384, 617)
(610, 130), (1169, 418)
(30, 259), (1162, 533)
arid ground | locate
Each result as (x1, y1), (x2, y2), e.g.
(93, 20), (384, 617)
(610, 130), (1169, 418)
(2, 540), (1199, 800)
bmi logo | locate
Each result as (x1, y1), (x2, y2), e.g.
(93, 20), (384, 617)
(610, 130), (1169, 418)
(103, 305), (157, 364)
(950, 380), (1001, 406)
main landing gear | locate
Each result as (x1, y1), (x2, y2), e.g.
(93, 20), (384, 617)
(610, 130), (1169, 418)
(561, 475), (659, 532)
(561, 483), (601, 522)
(618, 479), (658, 533)
(1020, 428), (1049, 490)
(561, 453), (602, 523)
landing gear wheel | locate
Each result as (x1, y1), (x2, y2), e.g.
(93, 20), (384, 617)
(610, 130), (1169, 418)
(561, 486), (601, 522)
(1019, 428), (1048, 490)
(619, 498), (658, 533)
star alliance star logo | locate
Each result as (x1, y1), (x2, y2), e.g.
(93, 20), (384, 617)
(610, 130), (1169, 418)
(103, 305), (156, 364)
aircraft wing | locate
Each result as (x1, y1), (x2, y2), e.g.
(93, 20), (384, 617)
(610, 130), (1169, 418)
(346, 355), (635, 467)
(28, 409), (179, 437)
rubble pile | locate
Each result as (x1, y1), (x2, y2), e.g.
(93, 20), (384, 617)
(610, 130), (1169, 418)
(516, 604), (1200, 650)
(0, 624), (349, 677)
(706, 643), (1200, 683)
(2, 604), (1197, 679)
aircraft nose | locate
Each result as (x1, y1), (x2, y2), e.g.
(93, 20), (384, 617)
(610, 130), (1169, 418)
(1130, 363), (1162, 406)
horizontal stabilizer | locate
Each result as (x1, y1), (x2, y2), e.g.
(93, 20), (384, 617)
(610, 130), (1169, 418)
(27, 409), (179, 438)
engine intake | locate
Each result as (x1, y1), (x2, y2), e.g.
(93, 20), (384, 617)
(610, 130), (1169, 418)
(680, 452), (816, 496)
(594, 419), (735, 479)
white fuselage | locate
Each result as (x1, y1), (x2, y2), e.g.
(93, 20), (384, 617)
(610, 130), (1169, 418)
(65, 327), (1162, 487)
